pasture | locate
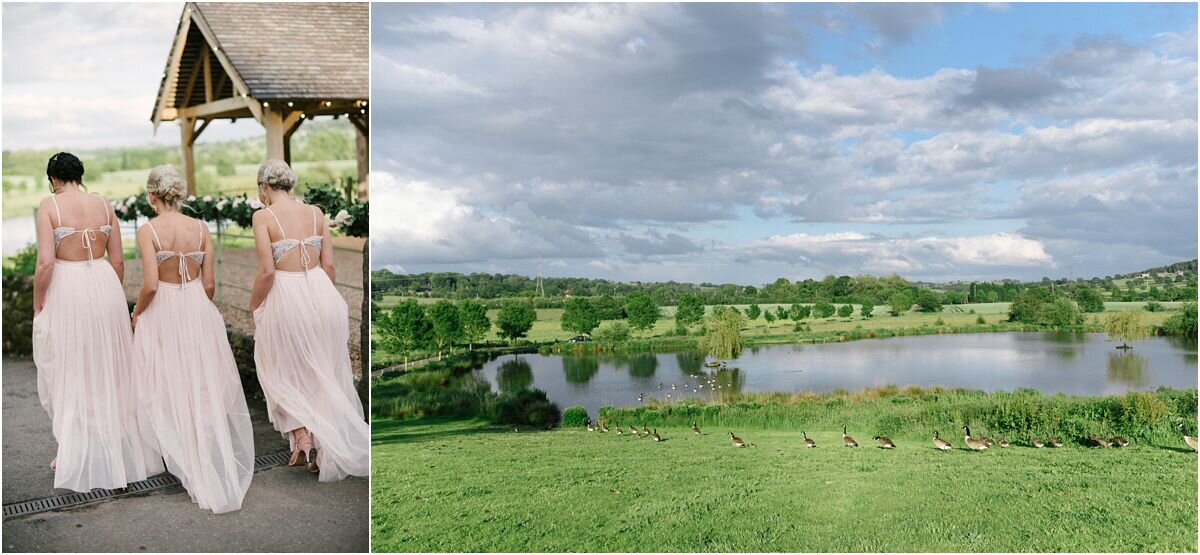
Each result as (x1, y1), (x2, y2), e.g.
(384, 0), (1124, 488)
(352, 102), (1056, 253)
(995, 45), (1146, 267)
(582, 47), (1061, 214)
(372, 417), (1198, 552)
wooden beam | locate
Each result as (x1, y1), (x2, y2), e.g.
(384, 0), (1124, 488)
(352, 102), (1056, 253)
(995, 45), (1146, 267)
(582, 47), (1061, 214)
(181, 42), (205, 106)
(348, 112), (368, 136)
(243, 95), (263, 123)
(282, 112), (305, 166)
(151, 8), (192, 128)
(355, 126), (368, 197)
(203, 45), (213, 103)
(177, 96), (252, 119)
(194, 118), (211, 142)
(179, 117), (197, 196)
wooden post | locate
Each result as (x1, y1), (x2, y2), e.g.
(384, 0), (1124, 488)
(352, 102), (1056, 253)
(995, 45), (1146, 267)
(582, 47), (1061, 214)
(263, 107), (286, 161)
(179, 116), (197, 195)
(355, 127), (368, 198)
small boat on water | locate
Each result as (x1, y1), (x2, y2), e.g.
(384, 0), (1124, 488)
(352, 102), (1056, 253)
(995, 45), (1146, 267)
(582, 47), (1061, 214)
(704, 359), (727, 368)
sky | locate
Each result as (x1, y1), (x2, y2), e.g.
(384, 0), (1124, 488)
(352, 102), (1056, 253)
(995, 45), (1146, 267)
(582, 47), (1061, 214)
(2, 2), (264, 151)
(371, 2), (1198, 285)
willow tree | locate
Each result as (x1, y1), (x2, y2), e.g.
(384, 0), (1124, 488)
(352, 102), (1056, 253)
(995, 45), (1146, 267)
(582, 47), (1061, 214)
(699, 306), (748, 362)
(1105, 310), (1149, 350)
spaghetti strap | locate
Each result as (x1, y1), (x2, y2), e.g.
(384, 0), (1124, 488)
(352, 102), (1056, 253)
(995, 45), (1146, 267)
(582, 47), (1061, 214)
(197, 220), (206, 251)
(264, 207), (287, 240)
(146, 222), (163, 250)
(49, 196), (62, 227)
(94, 193), (110, 219)
(311, 206), (318, 236)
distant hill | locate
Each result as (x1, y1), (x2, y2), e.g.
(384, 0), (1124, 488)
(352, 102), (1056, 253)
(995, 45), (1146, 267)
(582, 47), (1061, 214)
(372, 259), (1198, 306)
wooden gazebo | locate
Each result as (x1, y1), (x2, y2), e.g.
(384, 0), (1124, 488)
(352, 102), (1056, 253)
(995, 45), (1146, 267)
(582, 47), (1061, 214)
(150, 2), (369, 195)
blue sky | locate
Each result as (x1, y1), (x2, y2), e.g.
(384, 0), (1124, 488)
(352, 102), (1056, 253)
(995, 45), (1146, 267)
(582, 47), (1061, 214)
(370, 3), (1197, 284)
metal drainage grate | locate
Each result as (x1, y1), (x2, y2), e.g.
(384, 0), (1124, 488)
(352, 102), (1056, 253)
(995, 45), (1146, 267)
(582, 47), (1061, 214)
(3, 450), (292, 519)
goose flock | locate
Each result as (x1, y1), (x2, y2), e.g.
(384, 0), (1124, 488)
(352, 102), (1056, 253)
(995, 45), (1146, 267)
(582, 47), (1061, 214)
(577, 419), (1199, 452)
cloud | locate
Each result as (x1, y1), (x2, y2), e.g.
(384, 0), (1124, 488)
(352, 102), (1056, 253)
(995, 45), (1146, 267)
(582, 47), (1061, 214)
(371, 3), (1197, 282)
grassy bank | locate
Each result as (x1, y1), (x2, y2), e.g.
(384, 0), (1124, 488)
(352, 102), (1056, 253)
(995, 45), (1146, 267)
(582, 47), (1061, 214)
(373, 415), (1198, 552)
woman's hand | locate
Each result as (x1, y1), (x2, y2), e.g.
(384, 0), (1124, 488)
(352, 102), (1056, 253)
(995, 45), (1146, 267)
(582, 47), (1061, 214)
(130, 313), (139, 331)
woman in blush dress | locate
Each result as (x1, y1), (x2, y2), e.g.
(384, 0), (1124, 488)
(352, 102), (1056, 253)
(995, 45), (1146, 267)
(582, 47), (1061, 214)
(249, 159), (368, 481)
(32, 152), (162, 492)
(131, 170), (254, 514)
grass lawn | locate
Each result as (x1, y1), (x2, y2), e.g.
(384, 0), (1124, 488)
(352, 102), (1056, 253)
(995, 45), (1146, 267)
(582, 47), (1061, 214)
(372, 418), (1198, 552)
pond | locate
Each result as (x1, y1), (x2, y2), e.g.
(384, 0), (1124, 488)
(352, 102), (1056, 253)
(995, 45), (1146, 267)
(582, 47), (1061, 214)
(475, 332), (1198, 415)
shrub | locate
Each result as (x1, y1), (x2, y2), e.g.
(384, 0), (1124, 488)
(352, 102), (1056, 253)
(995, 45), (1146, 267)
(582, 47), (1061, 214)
(1143, 301), (1165, 312)
(3, 243), (37, 276)
(2, 274), (34, 356)
(976, 315), (986, 325)
(595, 322), (631, 343)
(490, 389), (562, 427)
(1161, 302), (1198, 336)
(562, 406), (590, 428)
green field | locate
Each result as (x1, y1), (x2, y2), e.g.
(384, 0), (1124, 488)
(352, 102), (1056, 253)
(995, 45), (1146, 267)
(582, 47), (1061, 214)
(373, 417), (1198, 552)
(372, 299), (1182, 366)
(3, 160), (356, 218)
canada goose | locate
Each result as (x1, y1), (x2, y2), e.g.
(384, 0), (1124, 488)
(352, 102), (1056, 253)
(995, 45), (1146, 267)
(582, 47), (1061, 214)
(842, 425), (858, 447)
(932, 431), (952, 451)
(652, 428), (662, 442)
(996, 438), (1009, 448)
(1111, 436), (1129, 447)
(730, 432), (746, 448)
(873, 435), (896, 449)
(803, 431), (816, 448)
(692, 422), (701, 435)
(1048, 436), (1063, 448)
(978, 436), (994, 447)
(642, 424), (650, 436)
(1179, 424), (1197, 452)
(513, 426), (520, 433)
(963, 426), (988, 451)
(1087, 431), (1112, 448)
(616, 426), (624, 435)
(630, 426), (640, 437)
(600, 421), (609, 433)
(1030, 437), (1044, 448)
(586, 420), (595, 432)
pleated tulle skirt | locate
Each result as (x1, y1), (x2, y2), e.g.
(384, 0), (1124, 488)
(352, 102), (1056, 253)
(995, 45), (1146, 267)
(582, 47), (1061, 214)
(133, 279), (254, 514)
(253, 267), (368, 482)
(32, 260), (164, 492)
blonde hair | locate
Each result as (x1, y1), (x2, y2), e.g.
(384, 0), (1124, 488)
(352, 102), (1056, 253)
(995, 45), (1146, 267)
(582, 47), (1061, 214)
(257, 159), (296, 191)
(147, 175), (187, 207)
(146, 165), (178, 188)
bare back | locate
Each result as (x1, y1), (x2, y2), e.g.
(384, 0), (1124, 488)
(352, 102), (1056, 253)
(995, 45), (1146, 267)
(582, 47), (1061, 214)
(40, 192), (118, 262)
(259, 200), (326, 272)
(141, 214), (210, 284)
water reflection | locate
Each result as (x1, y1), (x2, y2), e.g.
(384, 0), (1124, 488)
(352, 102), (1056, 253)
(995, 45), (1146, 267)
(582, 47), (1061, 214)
(624, 354), (659, 378)
(562, 356), (599, 384)
(497, 358), (533, 393)
(475, 333), (1197, 415)
(1106, 352), (1148, 387)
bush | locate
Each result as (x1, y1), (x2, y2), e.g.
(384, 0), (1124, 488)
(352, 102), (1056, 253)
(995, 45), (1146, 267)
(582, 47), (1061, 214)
(3, 243), (38, 276)
(562, 406), (590, 428)
(1161, 302), (1198, 337)
(1143, 301), (1165, 312)
(976, 315), (986, 325)
(2, 273), (34, 356)
(490, 389), (562, 427)
(595, 322), (631, 343)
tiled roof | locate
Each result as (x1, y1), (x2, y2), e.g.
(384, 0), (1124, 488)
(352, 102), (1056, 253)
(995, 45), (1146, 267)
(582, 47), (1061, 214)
(193, 2), (368, 100)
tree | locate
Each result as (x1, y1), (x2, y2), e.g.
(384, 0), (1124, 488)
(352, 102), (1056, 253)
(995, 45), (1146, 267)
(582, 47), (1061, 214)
(914, 289), (943, 313)
(625, 292), (660, 334)
(746, 304), (762, 320)
(675, 293), (705, 329)
(1074, 287), (1105, 313)
(594, 321), (631, 343)
(1036, 297), (1083, 328)
(889, 291), (913, 316)
(427, 300), (463, 360)
(860, 300), (874, 319)
(699, 306), (748, 361)
(790, 304), (811, 320)
(459, 300), (490, 351)
(837, 304), (853, 318)
(1162, 302), (1198, 337)
(763, 310), (776, 325)
(376, 299), (432, 370)
(1008, 288), (1051, 323)
(561, 297), (601, 335)
(814, 301), (835, 319)
(1105, 310), (1149, 349)
(496, 302), (536, 344)
(592, 295), (626, 320)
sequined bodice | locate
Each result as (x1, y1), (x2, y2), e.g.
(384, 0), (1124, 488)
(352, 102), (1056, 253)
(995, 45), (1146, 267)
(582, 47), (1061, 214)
(264, 205), (322, 268)
(48, 194), (113, 260)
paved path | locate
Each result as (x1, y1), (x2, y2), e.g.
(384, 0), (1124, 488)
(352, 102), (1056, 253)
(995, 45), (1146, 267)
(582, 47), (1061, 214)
(3, 358), (368, 552)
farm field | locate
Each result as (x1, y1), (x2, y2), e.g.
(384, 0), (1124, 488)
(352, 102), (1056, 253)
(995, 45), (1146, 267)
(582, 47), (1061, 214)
(372, 417), (1198, 552)
(371, 297), (1181, 350)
